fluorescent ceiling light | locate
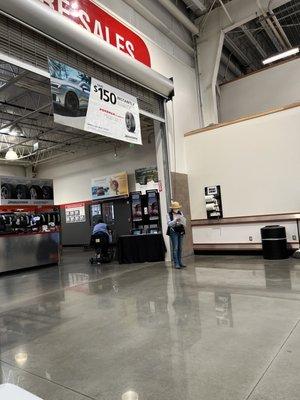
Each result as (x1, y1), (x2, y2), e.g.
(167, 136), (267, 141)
(263, 47), (299, 65)
(5, 148), (19, 160)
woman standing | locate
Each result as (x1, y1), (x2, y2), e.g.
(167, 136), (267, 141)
(167, 201), (187, 269)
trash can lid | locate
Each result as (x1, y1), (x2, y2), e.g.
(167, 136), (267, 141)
(261, 225), (286, 239)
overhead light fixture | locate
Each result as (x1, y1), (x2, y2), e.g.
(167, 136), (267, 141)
(263, 47), (299, 65)
(5, 148), (19, 161)
(113, 144), (118, 159)
(33, 142), (39, 152)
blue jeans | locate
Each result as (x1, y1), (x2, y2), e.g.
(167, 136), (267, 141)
(170, 230), (183, 267)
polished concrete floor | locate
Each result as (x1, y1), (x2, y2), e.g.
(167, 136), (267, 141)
(1, 249), (300, 399)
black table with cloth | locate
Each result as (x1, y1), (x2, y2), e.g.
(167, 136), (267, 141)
(118, 233), (166, 264)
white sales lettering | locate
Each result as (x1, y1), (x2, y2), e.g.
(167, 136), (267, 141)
(38, 0), (140, 61)
(57, 0), (70, 16)
(126, 41), (135, 58)
(78, 10), (91, 32)
(94, 20), (104, 40)
(40, 0), (55, 9)
(116, 34), (125, 52)
(105, 26), (110, 44)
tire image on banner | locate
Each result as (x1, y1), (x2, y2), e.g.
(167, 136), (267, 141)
(85, 78), (142, 145)
(48, 59), (142, 145)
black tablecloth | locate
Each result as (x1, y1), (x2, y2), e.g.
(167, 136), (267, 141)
(118, 234), (166, 264)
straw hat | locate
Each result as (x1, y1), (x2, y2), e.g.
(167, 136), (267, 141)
(170, 201), (182, 210)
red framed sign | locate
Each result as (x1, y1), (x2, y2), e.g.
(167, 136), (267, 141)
(39, 0), (151, 67)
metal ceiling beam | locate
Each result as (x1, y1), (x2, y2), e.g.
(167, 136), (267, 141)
(220, 53), (243, 76)
(240, 26), (267, 58)
(268, 2), (292, 49)
(0, 102), (51, 132)
(224, 36), (254, 68)
(156, 0), (199, 35)
(189, 0), (206, 12)
(0, 71), (28, 93)
(259, 18), (283, 51)
(257, 0), (287, 51)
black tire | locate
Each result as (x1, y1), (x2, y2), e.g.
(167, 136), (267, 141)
(42, 185), (53, 200)
(65, 92), (79, 116)
(29, 185), (43, 200)
(1, 183), (15, 199)
(15, 184), (30, 200)
(125, 112), (136, 133)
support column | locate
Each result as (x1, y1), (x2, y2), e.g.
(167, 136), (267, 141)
(196, 30), (224, 126)
(154, 120), (172, 262)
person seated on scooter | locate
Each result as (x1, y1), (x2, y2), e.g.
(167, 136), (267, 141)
(92, 217), (109, 256)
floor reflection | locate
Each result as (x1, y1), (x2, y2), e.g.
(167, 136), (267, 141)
(0, 252), (300, 400)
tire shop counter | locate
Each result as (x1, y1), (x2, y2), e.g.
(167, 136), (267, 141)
(118, 233), (166, 264)
(0, 230), (60, 273)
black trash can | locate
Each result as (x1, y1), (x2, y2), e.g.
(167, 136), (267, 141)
(261, 225), (288, 260)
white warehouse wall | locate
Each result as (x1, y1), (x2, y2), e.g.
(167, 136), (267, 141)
(220, 58), (300, 122)
(185, 105), (300, 220)
(37, 140), (157, 204)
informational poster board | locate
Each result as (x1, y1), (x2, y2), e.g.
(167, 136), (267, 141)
(130, 192), (143, 222)
(0, 176), (54, 205)
(147, 190), (159, 221)
(91, 172), (129, 201)
(48, 58), (142, 145)
(135, 167), (159, 194)
(65, 203), (86, 223)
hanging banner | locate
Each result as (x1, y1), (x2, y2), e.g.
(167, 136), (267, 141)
(91, 172), (129, 200)
(65, 203), (86, 223)
(38, 0), (151, 67)
(135, 167), (159, 194)
(48, 58), (142, 145)
(0, 176), (54, 205)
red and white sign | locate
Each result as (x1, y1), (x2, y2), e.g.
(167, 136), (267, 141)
(65, 202), (86, 223)
(38, 0), (151, 67)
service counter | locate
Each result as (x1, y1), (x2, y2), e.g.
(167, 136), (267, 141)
(0, 231), (60, 273)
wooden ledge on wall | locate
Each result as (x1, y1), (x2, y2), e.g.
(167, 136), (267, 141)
(184, 102), (300, 137)
(191, 212), (300, 227)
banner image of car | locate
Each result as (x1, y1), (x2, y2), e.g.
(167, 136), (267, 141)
(0, 176), (54, 205)
(91, 172), (129, 200)
(49, 58), (91, 130)
(48, 59), (142, 145)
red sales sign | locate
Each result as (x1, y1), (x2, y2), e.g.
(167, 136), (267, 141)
(38, 0), (151, 67)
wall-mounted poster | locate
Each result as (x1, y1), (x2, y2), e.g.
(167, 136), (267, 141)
(65, 203), (86, 224)
(0, 176), (54, 205)
(135, 166), (158, 194)
(48, 58), (142, 145)
(91, 172), (129, 200)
